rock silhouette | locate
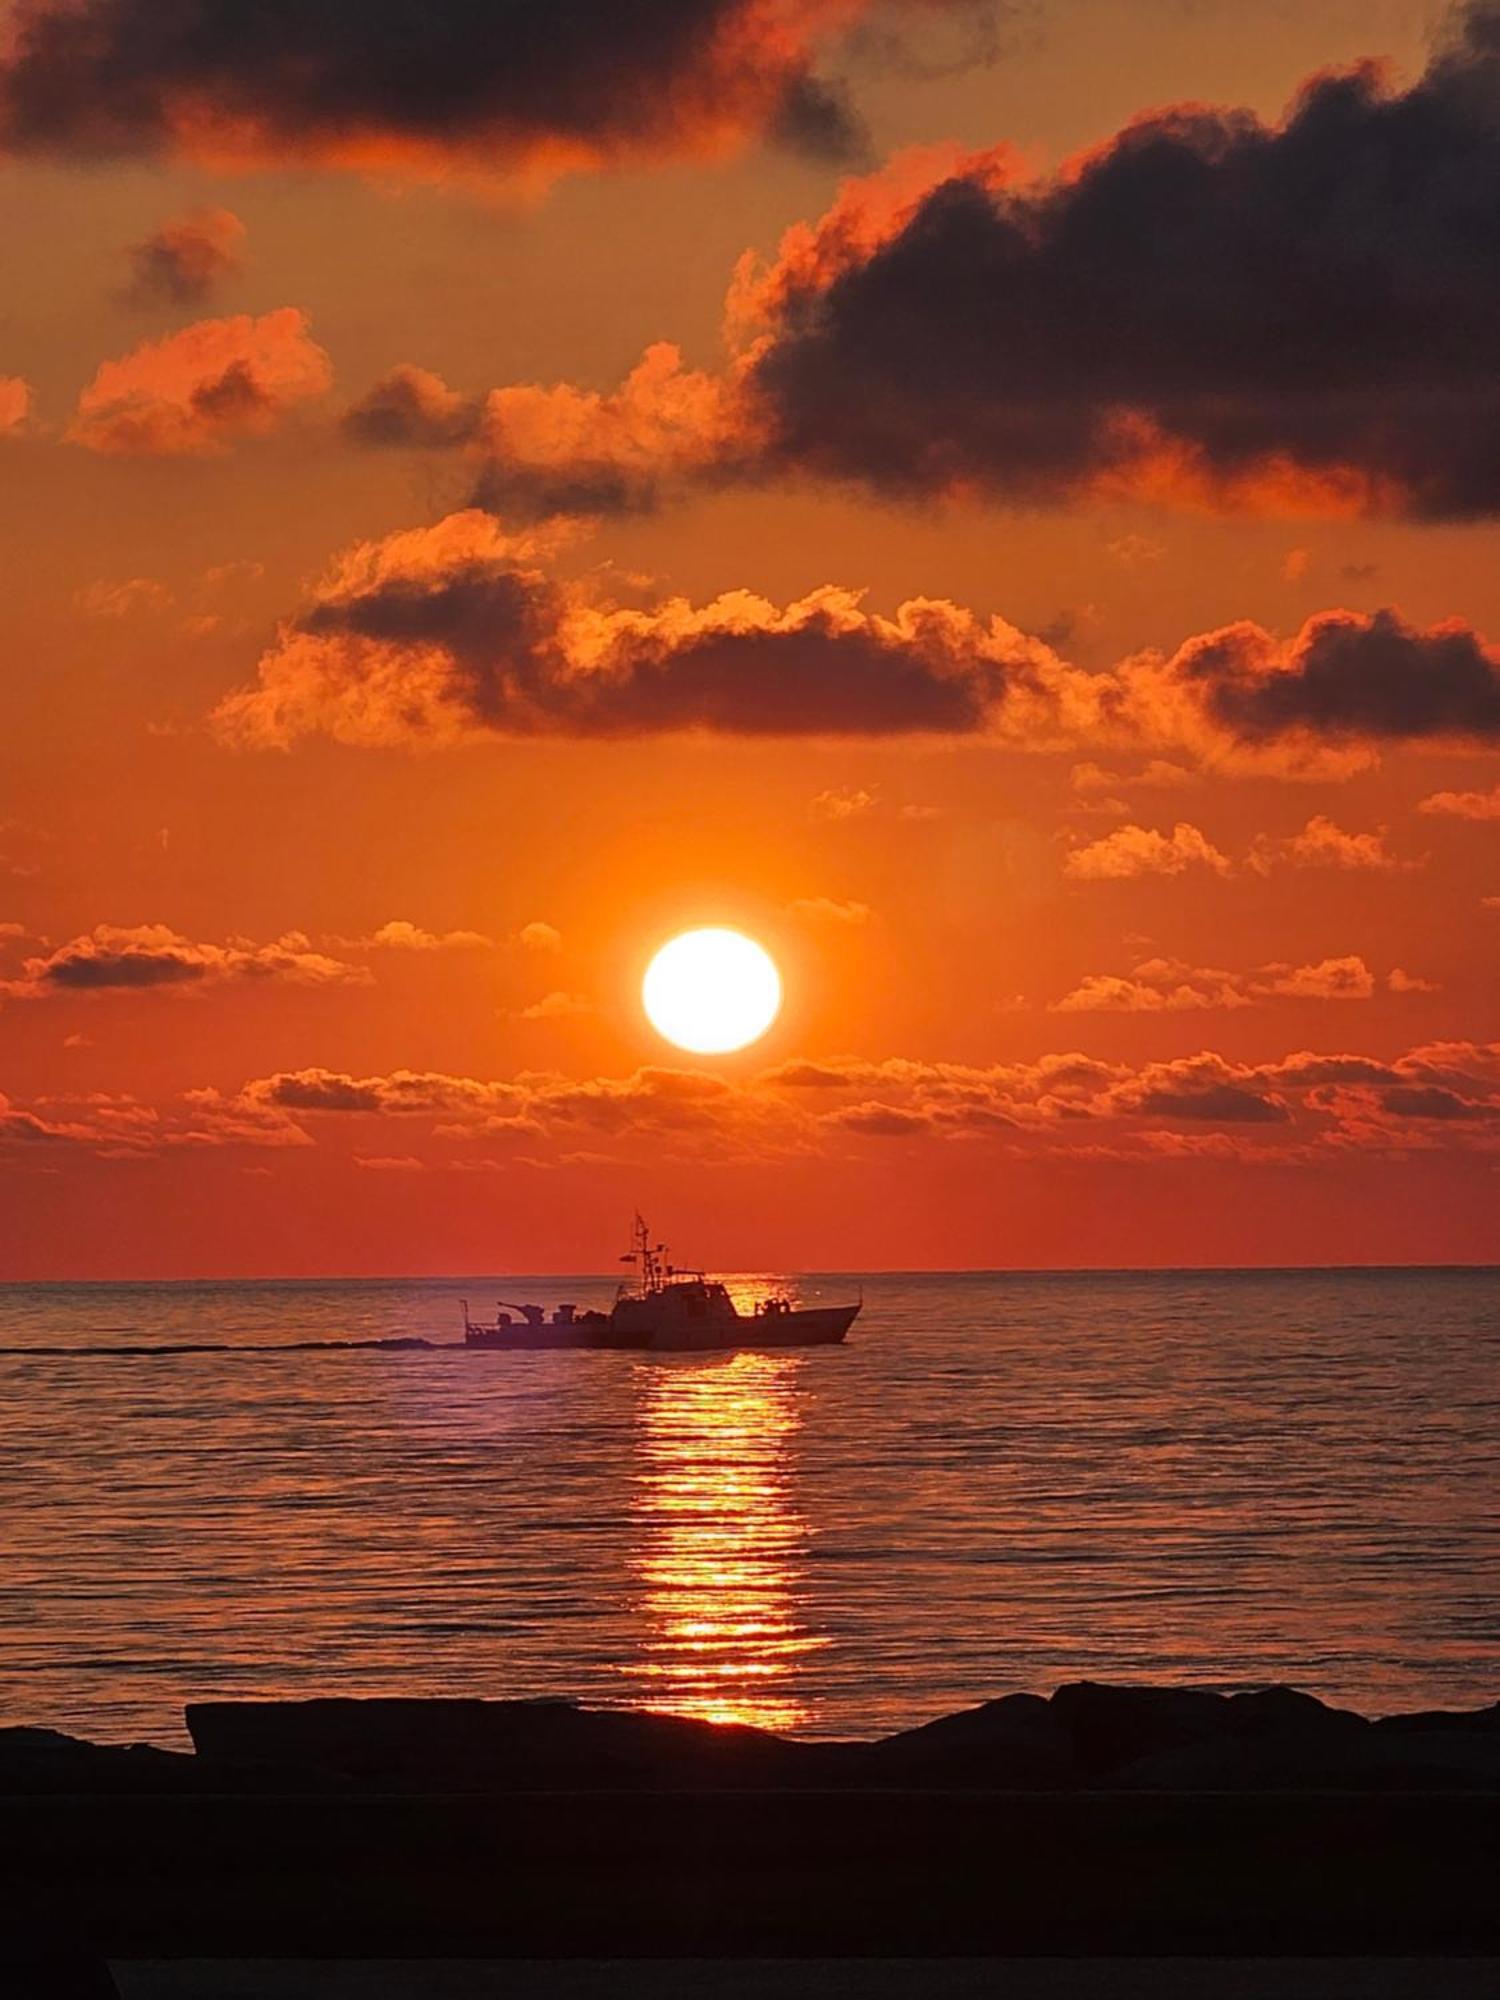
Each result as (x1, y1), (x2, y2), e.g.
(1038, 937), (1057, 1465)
(4, 1684), (1497, 1796)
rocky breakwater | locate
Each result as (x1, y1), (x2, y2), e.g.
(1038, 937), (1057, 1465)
(3, 1685), (1496, 1959)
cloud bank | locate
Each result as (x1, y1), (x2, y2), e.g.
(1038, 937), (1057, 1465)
(0, 0), (934, 186)
(2, 924), (364, 997)
(213, 512), (1500, 765)
(362, 7), (1500, 520)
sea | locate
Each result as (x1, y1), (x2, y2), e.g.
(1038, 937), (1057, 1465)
(2, 1268), (1496, 1747)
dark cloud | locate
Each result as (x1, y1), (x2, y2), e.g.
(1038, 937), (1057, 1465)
(1183, 608), (1500, 743)
(216, 510), (1500, 757)
(1382, 1083), (1492, 1119)
(0, 0), (887, 181)
(124, 209), (244, 305)
(2, 925), (364, 997)
(1133, 1082), (1291, 1124)
(742, 4), (1500, 517)
(342, 367), (480, 450)
(214, 512), (1026, 746)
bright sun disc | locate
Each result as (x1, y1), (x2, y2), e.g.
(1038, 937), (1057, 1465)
(643, 928), (782, 1054)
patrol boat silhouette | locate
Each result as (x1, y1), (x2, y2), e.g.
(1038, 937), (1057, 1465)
(462, 1214), (860, 1353)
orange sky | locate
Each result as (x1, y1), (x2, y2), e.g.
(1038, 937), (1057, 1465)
(1, 0), (1496, 1275)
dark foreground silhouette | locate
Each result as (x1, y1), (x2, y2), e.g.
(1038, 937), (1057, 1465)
(2, 1684), (1496, 1977)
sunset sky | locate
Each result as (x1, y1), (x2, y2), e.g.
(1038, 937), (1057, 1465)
(1, 0), (1497, 1276)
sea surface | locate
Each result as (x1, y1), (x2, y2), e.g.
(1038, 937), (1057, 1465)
(2, 1268), (1496, 1746)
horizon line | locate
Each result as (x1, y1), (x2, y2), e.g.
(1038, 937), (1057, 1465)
(3, 1259), (1497, 1288)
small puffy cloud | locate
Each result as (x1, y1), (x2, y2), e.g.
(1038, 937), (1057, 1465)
(1064, 821), (1231, 881)
(75, 576), (172, 619)
(515, 920), (562, 952)
(1419, 784), (1500, 820)
(70, 309), (331, 456)
(1258, 956), (1375, 1002)
(2, 923), (366, 998)
(518, 990), (591, 1020)
(788, 896), (870, 925)
(0, 375), (31, 434)
(810, 786), (879, 820)
(125, 208), (245, 305)
(336, 919), (491, 951)
(1388, 967), (1440, 993)
(1249, 815), (1405, 873)
(1054, 958), (1251, 1013)
(470, 344), (753, 521)
(342, 365), (479, 448)
(1054, 953), (1378, 1011)
(349, 344), (751, 522)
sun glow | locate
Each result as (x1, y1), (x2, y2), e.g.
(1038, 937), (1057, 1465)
(642, 928), (782, 1055)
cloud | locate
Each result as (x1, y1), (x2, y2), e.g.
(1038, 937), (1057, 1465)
(1064, 821), (1231, 881)
(342, 365), (478, 448)
(1, 923), (366, 997)
(1258, 955), (1375, 1002)
(518, 990), (591, 1020)
(216, 502), (1500, 767)
(11, 1036), (1497, 1166)
(810, 786), (879, 819)
(1174, 608), (1500, 746)
(75, 576), (173, 619)
(213, 510), (1042, 746)
(732, 5), (1500, 519)
(788, 896), (870, 925)
(69, 309), (332, 456)
(515, 920), (562, 952)
(1389, 967), (1440, 993)
(0, 376), (31, 434)
(1053, 953), (1378, 1011)
(124, 208), (245, 305)
(349, 344), (752, 521)
(370, 7), (1500, 522)
(1249, 814), (1406, 873)
(1419, 783), (1500, 820)
(0, 0), (917, 188)
(335, 919), (491, 951)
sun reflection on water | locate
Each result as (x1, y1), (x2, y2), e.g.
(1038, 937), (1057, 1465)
(623, 1345), (822, 1730)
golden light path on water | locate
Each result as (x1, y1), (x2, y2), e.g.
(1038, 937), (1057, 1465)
(623, 1293), (825, 1729)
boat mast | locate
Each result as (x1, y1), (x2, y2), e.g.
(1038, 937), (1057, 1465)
(627, 1211), (670, 1295)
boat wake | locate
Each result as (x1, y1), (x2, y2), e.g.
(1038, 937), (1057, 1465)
(0, 1336), (450, 1358)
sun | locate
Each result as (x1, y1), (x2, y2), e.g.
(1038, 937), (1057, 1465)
(643, 928), (782, 1055)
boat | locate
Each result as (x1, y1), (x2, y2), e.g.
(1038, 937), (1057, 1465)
(462, 1215), (861, 1353)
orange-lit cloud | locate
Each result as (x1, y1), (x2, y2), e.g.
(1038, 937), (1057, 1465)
(351, 9), (1500, 518)
(124, 207), (246, 305)
(349, 345), (754, 521)
(1063, 822), (1231, 881)
(0, 375), (32, 433)
(1248, 815), (1408, 873)
(331, 919), (492, 952)
(1052, 954), (1382, 1013)
(787, 896), (870, 925)
(1419, 784), (1500, 820)
(730, 8), (1500, 519)
(214, 512), (1500, 765)
(70, 309), (332, 455)
(0, 0), (917, 188)
(14, 1037), (1492, 1170)
(1, 923), (366, 998)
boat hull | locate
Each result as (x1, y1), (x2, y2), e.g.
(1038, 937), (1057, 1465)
(647, 1302), (859, 1352)
(464, 1302), (859, 1354)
